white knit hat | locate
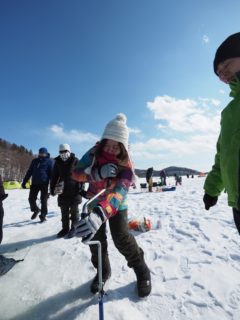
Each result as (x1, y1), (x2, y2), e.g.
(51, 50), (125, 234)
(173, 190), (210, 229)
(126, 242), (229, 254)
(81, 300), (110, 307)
(59, 143), (71, 153)
(101, 113), (129, 151)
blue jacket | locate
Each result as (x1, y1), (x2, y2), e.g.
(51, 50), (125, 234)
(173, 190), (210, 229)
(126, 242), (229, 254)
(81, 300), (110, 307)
(23, 155), (54, 186)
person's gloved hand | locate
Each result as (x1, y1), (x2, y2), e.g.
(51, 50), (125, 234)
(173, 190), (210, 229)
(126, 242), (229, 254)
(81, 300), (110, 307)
(54, 181), (64, 195)
(21, 183), (26, 189)
(91, 163), (118, 181)
(74, 206), (107, 243)
(203, 193), (218, 210)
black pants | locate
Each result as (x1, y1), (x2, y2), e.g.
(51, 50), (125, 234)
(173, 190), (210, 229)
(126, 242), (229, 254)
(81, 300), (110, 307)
(0, 201), (3, 244)
(233, 208), (240, 234)
(60, 203), (79, 230)
(29, 184), (49, 216)
(90, 210), (144, 273)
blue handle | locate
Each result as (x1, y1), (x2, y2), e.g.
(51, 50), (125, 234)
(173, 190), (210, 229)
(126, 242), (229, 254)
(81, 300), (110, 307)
(99, 298), (104, 320)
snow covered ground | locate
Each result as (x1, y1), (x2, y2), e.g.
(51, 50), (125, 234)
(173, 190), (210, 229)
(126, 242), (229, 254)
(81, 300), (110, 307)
(1, 176), (240, 320)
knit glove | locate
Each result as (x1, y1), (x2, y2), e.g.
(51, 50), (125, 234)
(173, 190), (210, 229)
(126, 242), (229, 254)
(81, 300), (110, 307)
(203, 193), (218, 210)
(91, 163), (118, 181)
(21, 183), (26, 189)
(73, 206), (107, 243)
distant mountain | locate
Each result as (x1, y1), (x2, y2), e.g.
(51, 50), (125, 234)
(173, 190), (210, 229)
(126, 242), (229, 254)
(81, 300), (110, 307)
(135, 166), (202, 178)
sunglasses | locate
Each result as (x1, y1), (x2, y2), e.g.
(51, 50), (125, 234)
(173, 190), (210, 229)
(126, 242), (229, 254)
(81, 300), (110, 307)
(59, 150), (69, 154)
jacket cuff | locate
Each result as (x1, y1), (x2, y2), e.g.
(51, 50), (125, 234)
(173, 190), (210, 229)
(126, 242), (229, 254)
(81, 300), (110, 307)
(98, 200), (116, 218)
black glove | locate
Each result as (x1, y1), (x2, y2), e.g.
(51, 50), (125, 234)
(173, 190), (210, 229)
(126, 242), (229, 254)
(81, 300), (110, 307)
(50, 188), (55, 196)
(203, 194), (218, 210)
(79, 189), (87, 198)
(21, 183), (26, 189)
(91, 163), (118, 181)
(0, 194), (8, 201)
(73, 206), (107, 243)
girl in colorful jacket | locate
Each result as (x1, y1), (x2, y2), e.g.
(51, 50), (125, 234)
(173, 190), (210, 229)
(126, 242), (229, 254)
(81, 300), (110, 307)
(72, 113), (151, 298)
(203, 32), (240, 234)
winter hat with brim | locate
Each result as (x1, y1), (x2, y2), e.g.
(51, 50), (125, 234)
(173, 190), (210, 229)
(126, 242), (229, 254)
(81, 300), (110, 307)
(213, 32), (240, 75)
(39, 147), (48, 154)
(101, 113), (129, 151)
(59, 143), (71, 153)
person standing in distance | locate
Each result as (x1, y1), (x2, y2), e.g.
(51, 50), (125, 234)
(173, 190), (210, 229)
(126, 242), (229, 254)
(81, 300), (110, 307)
(22, 147), (53, 222)
(50, 143), (83, 238)
(146, 167), (154, 192)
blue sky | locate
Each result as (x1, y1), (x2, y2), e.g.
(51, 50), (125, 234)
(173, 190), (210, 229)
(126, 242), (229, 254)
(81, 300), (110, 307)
(0, 0), (239, 171)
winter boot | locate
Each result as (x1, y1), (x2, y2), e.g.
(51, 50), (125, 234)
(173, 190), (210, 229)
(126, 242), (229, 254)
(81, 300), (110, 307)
(39, 214), (47, 223)
(31, 208), (40, 220)
(90, 267), (111, 294)
(67, 226), (76, 238)
(134, 262), (151, 298)
(59, 211), (70, 236)
(57, 228), (69, 238)
(67, 219), (78, 239)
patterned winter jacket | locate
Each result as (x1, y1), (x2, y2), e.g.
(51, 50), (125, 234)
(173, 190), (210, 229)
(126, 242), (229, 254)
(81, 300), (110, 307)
(204, 78), (240, 209)
(72, 146), (134, 218)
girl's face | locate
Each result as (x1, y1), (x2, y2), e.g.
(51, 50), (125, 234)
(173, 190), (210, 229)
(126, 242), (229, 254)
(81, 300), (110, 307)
(217, 57), (240, 83)
(103, 139), (121, 156)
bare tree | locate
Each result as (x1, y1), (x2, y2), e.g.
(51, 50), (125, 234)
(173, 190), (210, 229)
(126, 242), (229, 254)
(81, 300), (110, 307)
(0, 138), (34, 181)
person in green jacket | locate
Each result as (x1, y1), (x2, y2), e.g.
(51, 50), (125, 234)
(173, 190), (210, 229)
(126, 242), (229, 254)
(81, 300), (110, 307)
(203, 32), (240, 234)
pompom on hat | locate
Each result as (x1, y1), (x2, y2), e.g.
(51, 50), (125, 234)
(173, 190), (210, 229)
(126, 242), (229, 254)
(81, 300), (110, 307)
(213, 32), (240, 75)
(101, 113), (129, 151)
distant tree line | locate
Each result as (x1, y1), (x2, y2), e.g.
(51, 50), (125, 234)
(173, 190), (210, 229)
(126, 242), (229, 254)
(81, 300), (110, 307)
(0, 137), (203, 182)
(0, 138), (34, 182)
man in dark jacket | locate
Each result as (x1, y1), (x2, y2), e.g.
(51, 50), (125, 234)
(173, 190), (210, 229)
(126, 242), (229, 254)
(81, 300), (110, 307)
(0, 175), (8, 244)
(146, 167), (154, 192)
(50, 144), (82, 238)
(22, 147), (53, 222)
(160, 170), (167, 186)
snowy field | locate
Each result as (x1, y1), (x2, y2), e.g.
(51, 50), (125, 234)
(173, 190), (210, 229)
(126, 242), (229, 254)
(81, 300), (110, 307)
(1, 176), (240, 320)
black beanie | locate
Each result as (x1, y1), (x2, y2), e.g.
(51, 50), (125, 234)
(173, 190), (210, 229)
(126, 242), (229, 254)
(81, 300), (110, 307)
(213, 32), (240, 75)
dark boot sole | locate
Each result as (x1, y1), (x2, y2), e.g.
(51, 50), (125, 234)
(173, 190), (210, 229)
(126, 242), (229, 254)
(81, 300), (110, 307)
(39, 215), (47, 223)
(31, 212), (39, 220)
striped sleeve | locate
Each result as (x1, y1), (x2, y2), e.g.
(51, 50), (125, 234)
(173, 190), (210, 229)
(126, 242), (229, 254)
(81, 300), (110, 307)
(72, 149), (94, 183)
(99, 168), (133, 217)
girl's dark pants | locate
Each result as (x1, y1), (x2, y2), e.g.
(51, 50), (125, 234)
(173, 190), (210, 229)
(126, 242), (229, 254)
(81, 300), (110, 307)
(90, 209), (144, 274)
